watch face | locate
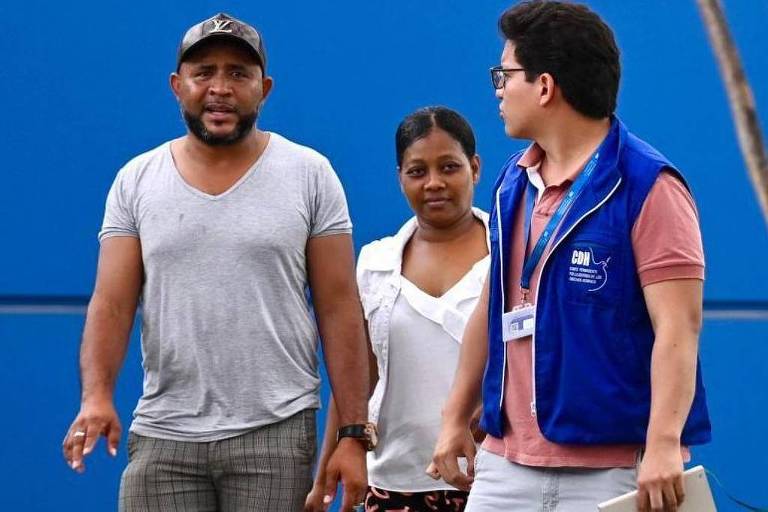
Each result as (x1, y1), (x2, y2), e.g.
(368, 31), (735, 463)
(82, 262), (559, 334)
(364, 423), (378, 450)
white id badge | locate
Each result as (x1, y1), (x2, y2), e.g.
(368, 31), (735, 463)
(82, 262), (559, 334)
(502, 304), (535, 341)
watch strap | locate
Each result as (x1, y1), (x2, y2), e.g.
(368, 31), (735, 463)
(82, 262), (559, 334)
(337, 423), (378, 450)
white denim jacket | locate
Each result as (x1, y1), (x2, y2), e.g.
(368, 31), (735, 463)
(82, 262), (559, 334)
(357, 208), (490, 424)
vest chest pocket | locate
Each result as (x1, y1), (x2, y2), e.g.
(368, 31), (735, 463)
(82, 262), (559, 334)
(561, 238), (623, 308)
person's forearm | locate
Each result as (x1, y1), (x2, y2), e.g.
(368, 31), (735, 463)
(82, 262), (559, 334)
(316, 340), (377, 482)
(645, 322), (699, 447)
(314, 397), (341, 484)
(318, 301), (369, 425)
(443, 282), (489, 426)
(79, 296), (137, 402)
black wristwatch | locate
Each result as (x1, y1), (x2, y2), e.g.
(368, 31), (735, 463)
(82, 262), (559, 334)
(337, 423), (378, 451)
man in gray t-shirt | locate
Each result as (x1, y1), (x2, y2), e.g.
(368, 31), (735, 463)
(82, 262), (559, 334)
(62, 13), (369, 512)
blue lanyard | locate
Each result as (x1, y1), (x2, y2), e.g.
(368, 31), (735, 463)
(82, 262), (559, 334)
(520, 152), (600, 297)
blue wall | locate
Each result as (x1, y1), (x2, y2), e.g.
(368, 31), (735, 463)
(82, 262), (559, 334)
(2, 0), (767, 510)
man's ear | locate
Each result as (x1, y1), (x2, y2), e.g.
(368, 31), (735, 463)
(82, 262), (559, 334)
(260, 75), (274, 104)
(538, 73), (556, 107)
(170, 72), (181, 99)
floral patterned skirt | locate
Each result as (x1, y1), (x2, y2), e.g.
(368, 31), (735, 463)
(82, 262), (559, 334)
(364, 485), (469, 512)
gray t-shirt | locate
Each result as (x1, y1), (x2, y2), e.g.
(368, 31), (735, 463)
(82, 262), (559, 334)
(99, 132), (352, 441)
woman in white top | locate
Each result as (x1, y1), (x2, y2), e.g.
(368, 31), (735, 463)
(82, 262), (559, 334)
(305, 107), (489, 512)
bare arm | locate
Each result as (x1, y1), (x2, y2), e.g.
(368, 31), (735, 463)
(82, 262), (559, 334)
(306, 338), (377, 512)
(444, 275), (489, 424)
(62, 236), (143, 472)
(637, 279), (702, 512)
(308, 233), (368, 425)
(430, 273), (489, 491)
(306, 233), (369, 511)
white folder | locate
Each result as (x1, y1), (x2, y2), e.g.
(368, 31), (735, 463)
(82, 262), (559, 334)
(597, 465), (716, 511)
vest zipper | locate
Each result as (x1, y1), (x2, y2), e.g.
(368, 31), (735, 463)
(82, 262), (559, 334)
(530, 177), (623, 417)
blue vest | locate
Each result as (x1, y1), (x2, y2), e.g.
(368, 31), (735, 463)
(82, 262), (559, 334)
(480, 118), (712, 445)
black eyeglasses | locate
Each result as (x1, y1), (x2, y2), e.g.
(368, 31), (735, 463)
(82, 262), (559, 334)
(490, 66), (526, 89)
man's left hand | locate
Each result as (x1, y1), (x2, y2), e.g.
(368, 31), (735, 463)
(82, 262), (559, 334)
(322, 438), (367, 512)
(636, 442), (685, 512)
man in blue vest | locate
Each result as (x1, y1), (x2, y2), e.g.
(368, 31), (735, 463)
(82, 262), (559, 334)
(430, 2), (711, 511)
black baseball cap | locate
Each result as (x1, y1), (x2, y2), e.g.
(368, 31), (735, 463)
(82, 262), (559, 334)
(177, 13), (267, 70)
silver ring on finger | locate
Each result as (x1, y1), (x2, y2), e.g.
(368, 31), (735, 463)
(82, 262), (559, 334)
(73, 431), (86, 438)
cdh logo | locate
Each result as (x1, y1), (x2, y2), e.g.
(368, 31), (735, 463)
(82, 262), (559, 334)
(571, 249), (592, 266)
(569, 247), (610, 292)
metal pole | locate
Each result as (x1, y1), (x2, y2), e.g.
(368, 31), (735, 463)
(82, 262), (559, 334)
(697, 0), (768, 228)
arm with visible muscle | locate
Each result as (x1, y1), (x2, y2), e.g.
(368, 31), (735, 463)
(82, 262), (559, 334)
(307, 233), (369, 512)
(429, 273), (490, 491)
(636, 279), (702, 512)
(306, 333), (377, 512)
(62, 237), (143, 472)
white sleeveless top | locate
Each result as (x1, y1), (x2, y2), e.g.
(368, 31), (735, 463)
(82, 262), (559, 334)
(358, 210), (490, 491)
(367, 270), (487, 491)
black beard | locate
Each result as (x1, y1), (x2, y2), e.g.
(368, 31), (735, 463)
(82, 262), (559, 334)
(182, 107), (259, 146)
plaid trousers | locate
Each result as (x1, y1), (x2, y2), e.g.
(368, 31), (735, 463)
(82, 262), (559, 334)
(119, 409), (316, 512)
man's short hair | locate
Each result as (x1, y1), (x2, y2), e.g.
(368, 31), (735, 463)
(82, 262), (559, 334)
(499, 1), (620, 119)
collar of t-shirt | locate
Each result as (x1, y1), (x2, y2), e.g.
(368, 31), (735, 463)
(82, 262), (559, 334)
(517, 143), (582, 201)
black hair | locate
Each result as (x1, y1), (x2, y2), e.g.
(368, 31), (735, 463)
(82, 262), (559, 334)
(395, 106), (476, 167)
(498, 1), (620, 119)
